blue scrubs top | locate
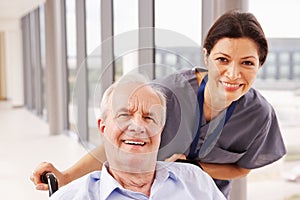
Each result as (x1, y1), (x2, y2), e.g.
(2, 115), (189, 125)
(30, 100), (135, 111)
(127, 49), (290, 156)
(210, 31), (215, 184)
(154, 67), (286, 198)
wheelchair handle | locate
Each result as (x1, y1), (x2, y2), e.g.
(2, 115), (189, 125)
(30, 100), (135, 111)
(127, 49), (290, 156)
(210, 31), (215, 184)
(41, 172), (59, 197)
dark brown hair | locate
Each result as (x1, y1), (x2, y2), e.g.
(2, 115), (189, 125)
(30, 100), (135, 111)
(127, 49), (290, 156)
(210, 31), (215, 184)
(203, 10), (268, 66)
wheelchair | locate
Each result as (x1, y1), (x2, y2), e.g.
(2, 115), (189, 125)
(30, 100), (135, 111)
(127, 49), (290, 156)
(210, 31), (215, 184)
(41, 172), (59, 197)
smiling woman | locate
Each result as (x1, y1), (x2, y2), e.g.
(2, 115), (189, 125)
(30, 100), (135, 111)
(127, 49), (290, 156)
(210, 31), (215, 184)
(203, 37), (260, 112)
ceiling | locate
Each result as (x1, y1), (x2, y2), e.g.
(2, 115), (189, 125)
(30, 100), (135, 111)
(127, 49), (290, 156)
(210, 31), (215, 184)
(0, 0), (45, 19)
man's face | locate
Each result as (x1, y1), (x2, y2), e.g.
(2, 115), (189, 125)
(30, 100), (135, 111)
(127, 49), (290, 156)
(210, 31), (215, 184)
(99, 83), (165, 172)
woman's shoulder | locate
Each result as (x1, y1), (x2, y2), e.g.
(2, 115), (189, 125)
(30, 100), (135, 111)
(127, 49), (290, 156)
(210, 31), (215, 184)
(237, 88), (275, 116)
(154, 67), (201, 94)
(242, 88), (270, 105)
(155, 67), (206, 83)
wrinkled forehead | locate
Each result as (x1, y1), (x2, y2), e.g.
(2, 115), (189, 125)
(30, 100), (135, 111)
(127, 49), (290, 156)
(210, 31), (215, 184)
(110, 83), (162, 112)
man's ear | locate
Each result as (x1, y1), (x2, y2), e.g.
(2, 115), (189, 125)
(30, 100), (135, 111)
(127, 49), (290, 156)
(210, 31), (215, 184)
(203, 48), (208, 66)
(98, 118), (105, 134)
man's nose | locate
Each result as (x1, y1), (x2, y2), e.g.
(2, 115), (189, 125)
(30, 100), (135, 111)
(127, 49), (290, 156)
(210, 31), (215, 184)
(128, 116), (146, 133)
(225, 62), (241, 80)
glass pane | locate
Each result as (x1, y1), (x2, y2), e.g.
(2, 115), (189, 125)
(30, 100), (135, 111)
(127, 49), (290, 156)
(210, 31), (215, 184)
(266, 64), (277, 80)
(279, 53), (291, 79)
(263, 52), (279, 80)
(29, 12), (36, 111)
(113, 0), (138, 80)
(293, 52), (300, 63)
(266, 52), (276, 64)
(279, 53), (290, 64)
(86, 0), (102, 146)
(113, 0), (138, 35)
(292, 53), (300, 79)
(155, 0), (202, 46)
(86, 0), (101, 55)
(155, 0), (202, 78)
(294, 65), (300, 79)
(39, 4), (47, 121)
(279, 65), (290, 79)
(66, 0), (77, 132)
(249, 0), (300, 38)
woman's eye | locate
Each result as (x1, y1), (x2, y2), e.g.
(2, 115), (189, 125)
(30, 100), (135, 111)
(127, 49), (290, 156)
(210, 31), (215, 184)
(216, 57), (228, 63)
(242, 61), (255, 66)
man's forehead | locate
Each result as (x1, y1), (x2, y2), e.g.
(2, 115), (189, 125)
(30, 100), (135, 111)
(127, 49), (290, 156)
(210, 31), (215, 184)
(112, 83), (157, 101)
(109, 83), (162, 111)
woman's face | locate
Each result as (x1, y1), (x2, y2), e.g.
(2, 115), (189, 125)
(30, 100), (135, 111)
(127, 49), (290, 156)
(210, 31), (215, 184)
(204, 37), (260, 103)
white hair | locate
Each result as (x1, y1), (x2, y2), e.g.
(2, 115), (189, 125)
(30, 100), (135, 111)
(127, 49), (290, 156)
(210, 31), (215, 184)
(99, 74), (167, 124)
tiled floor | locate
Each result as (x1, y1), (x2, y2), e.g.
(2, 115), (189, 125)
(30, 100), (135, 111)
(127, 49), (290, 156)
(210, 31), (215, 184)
(0, 89), (299, 200)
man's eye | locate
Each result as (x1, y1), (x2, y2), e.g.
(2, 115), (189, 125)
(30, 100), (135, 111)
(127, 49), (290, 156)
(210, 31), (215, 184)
(144, 116), (155, 121)
(118, 113), (129, 118)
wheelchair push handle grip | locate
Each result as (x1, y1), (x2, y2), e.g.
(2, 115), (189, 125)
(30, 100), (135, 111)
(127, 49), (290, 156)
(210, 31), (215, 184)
(41, 172), (59, 197)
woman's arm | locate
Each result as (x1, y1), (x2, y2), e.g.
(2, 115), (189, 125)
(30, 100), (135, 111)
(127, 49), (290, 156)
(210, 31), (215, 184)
(200, 162), (250, 180)
(164, 153), (250, 180)
(31, 145), (106, 190)
(62, 145), (106, 183)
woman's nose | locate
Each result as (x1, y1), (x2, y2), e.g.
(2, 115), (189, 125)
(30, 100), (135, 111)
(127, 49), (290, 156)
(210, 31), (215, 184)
(225, 62), (241, 80)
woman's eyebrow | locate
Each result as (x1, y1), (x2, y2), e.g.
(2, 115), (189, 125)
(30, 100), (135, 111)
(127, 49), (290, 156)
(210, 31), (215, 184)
(241, 55), (257, 60)
(213, 52), (230, 57)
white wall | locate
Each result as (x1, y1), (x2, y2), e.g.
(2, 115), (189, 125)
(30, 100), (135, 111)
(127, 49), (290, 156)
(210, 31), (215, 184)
(0, 19), (24, 106)
(0, 32), (6, 99)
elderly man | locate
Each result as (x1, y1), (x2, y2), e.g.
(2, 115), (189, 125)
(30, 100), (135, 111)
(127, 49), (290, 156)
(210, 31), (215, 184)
(49, 75), (226, 200)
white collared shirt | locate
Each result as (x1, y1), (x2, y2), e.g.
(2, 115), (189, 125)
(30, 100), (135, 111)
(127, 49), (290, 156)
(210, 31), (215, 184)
(50, 161), (226, 200)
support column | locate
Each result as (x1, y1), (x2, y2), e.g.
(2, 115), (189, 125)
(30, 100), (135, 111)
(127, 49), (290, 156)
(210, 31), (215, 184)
(100, 0), (114, 89)
(45, 0), (65, 135)
(76, 0), (88, 141)
(139, 0), (154, 79)
(202, 0), (249, 43)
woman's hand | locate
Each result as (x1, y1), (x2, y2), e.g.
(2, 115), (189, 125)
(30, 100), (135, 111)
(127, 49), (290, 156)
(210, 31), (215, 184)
(164, 153), (187, 162)
(30, 162), (68, 190)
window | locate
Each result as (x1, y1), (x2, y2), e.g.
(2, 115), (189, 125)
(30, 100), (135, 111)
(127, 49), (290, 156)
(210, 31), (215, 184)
(249, 0), (300, 38)
(113, 0), (139, 80)
(155, 0), (202, 78)
(250, 0), (300, 81)
(279, 53), (291, 79)
(86, 0), (102, 146)
(293, 53), (300, 79)
(39, 4), (47, 120)
(65, 0), (77, 131)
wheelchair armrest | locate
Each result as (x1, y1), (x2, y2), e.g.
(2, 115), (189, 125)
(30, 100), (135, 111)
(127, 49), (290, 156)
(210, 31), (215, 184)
(41, 172), (59, 197)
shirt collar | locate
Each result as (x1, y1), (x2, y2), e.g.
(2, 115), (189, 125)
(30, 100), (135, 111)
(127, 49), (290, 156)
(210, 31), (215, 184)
(155, 161), (178, 182)
(99, 161), (178, 200)
(99, 162), (121, 200)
